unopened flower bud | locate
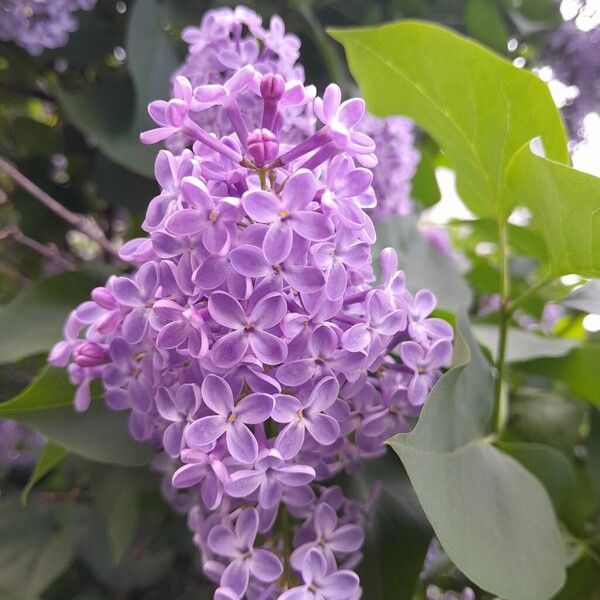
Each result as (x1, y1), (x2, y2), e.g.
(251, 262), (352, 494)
(74, 341), (107, 367)
(247, 128), (279, 166)
(260, 73), (285, 100)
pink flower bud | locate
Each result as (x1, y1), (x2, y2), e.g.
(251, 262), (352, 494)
(260, 73), (285, 100)
(247, 128), (279, 166)
(73, 341), (107, 367)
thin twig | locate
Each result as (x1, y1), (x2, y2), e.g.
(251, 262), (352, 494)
(0, 258), (30, 284)
(0, 155), (121, 259)
(0, 226), (75, 270)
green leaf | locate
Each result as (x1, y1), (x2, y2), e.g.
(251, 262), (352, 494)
(354, 455), (432, 599)
(57, 0), (180, 177)
(329, 21), (568, 220)
(73, 506), (174, 591)
(589, 407), (600, 497)
(21, 441), (67, 506)
(411, 141), (441, 208)
(0, 267), (112, 364)
(516, 345), (600, 407)
(465, 0), (510, 53)
(90, 465), (141, 565)
(0, 498), (74, 598)
(505, 145), (600, 278)
(0, 368), (153, 466)
(508, 388), (585, 454)
(562, 279), (600, 314)
(473, 324), (578, 362)
(375, 215), (472, 311)
(498, 441), (577, 510)
(554, 554), (600, 600)
(388, 316), (566, 600)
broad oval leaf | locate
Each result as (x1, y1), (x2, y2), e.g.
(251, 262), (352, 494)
(0, 498), (74, 598)
(562, 279), (600, 314)
(57, 0), (180, 177)
(21, 441), (68, 505)
(516, 344), (600, 407)
(505, 145), (600, 278)
(499, 441), (577, 510)
(0, 368), (153, 466)
(473, 324), (578, 363)
(388, 316), (566, 600)
(329, 21), (568, 220)
(375, 215), (472, 311)
(0, 267), (112, 364)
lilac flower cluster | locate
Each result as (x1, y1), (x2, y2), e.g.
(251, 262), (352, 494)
(0, 418), (43, 474)
(543, 20), (600, 139)
(49, 6), (452, 598)
(0, 0), (96, 55)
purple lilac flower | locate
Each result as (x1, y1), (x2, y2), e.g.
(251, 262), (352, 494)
(543, 20), (600, 140)
(49, 5), (454, 598)
(0, 0), (96, 55)
(0, 419), (43, 474)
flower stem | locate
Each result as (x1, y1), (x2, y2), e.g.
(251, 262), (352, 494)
(493, 223), (510, 433)
(506, 274), (554, 314)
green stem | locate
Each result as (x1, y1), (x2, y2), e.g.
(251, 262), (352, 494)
(493, 223), (510, 433)
(258, 167), (267, 190)
(506, 273), (554, 314)
(293, 1), (349, 90)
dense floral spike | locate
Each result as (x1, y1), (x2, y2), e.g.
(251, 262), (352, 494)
(50, 6), (452, 598)
(0, 0), (96, 55)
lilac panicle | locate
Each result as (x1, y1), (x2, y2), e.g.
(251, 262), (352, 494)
(49, 5), (452, 598)
(543, 20), (600, 140)
(0, 0), (96, 55)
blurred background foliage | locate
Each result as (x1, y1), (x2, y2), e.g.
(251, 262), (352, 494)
(1, 0), (600, 599)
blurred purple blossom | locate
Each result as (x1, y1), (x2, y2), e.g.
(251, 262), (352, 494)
(0, 0), (96, 55)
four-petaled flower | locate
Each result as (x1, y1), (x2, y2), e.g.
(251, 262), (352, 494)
(208, 508), (283, 597)
(208, 291), (288, 367)
(273, 376), (341, 459)
(280, 548), (360, 600)
(243, 169), (334, 264)
(186, 374), (274, 463)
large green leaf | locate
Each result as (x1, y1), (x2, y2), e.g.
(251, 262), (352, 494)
(73, 506), (174, 591)
(562, 279), (600, 314)
(465, 0), (510, 53)
(91, 465), (142, 565)
(21, 441), (68, 505)
(329, 21), (568, 220)
(0, 368), (153, 466)
(375, 215), (472, 311)
(354, 455), (432, 600)
(388, 317), (566, 600)
(0, 267), (111, 364)
(498, 441), (577, 510)
(505, 146), (600, 277)
(57, 0), (180, 177)
(0, 498), (74, 599)
(508, 388), (585, 454)
(473, 324), (578, 362)
(516, 345), (600, 407)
